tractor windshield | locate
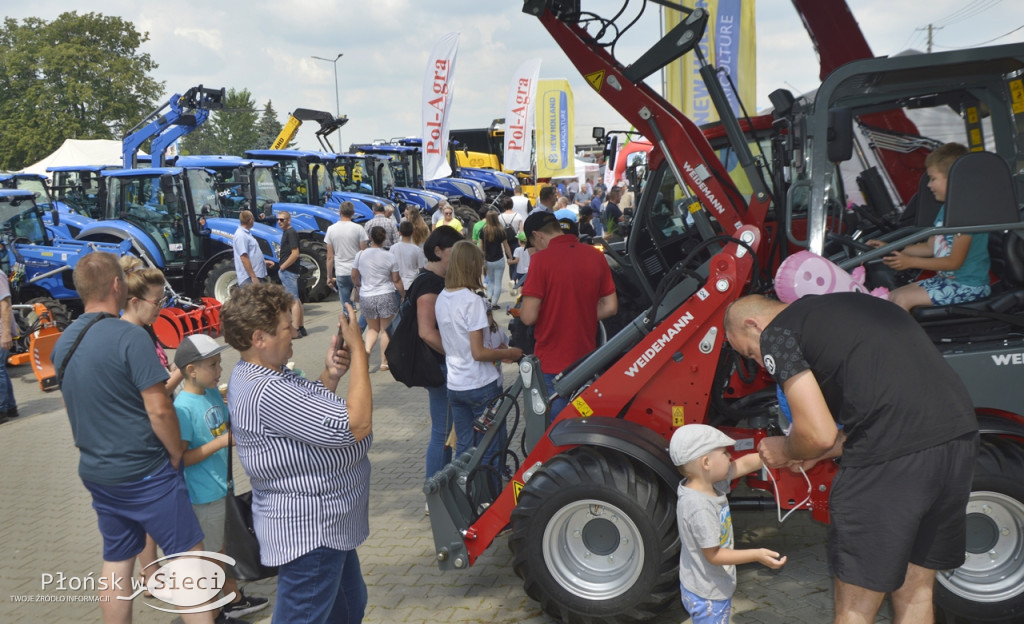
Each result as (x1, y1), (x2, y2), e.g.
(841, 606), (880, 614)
(107, 173), (193, 264)
(330, 158), (376, 195)
(186, 169), (222, 220)
(0, 196), (47, 246)
(49, 171), (103, 219)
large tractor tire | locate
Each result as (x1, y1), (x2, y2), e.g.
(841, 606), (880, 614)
(298, 239), (330, 302)
(203, 259), (237, 304)
(935, 436), (1024, 622)
(24, 297), (73, 330)
(509, 447), (679, 624)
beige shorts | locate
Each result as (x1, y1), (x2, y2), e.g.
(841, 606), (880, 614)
(192, 498), (226, 553)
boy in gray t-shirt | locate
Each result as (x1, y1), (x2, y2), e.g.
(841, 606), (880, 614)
(670, 425), (787, 623)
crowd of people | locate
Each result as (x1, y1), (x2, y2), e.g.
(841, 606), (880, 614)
(48, 151), (987, 624)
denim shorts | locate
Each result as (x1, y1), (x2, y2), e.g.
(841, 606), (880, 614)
(279, 269), (300, 297)
(83, 461), (204, 561)
(680, 585), (731, 624)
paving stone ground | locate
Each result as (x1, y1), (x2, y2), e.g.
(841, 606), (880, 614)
(0, 298), (894, 623)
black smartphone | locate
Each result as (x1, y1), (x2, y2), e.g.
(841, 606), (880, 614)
(336, 323), (346, 352)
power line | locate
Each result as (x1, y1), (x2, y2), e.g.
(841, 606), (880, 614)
(932, 0), (1000, 29)
(932, 23), (1024, 49)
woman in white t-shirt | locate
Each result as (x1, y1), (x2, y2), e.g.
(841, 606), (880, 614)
(435, 241), (522, 476)
(352, 226), (405, 371)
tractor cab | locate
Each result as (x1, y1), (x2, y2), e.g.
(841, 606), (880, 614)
(102, 167), (212, 270)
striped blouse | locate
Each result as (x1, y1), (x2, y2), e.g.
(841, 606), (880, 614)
(227, 360), (372, 566)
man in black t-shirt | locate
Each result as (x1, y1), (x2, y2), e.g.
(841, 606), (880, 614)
(724, 292), (978, 624)
(276, 211), (306, 336)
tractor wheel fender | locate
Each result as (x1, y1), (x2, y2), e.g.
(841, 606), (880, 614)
(508, 446), (679, 624)
(547, 417), (679, 488)
(935, 435), (1024, 622)
(76, 224), (163, 268)
(977, 412), (1024, 440)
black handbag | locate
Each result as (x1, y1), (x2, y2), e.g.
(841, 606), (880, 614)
(384, 275), (445, 388)
(224, 439), (278, 581)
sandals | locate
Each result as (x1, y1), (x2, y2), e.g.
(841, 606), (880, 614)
(379, 364), (390, 371)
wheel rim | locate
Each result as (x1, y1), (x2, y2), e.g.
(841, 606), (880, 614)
(938, 491), (1024, 603)
(542, 499), (644, 600)
(213, 270), (237, 303)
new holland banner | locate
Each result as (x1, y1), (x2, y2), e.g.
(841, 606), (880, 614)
(422, 32), (459, 181)
(663, 0), (756, 125)
(503, 58), (542, 173)
(535, 79), (574, 179)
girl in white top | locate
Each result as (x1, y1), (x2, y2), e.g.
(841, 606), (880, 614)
(352, 226), (404, 371)
(435, 241), (522, 466)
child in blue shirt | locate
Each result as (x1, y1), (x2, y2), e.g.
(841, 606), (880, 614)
(174, 334), (268, 620)
(869, 142), (991, 310)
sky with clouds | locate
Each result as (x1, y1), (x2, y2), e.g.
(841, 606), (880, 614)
(7, 0), (1024, 152)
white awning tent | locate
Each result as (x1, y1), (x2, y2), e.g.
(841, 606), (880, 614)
(19, 139), (130, 176)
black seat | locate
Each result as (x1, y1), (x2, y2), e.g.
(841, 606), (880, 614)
(912, 151), (1024, 325)
(901, 171), (943, 228)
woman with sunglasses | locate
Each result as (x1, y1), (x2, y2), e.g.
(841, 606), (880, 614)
(434, 202), (464, 234)
(117, 255), (185, 591)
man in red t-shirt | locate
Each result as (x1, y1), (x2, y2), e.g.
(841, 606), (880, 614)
(520, 211), (617, 420)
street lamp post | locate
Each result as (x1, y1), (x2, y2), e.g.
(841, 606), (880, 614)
(311, 53), (343, 117)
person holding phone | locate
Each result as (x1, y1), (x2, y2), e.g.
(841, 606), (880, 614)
(221, 283), (372, 624)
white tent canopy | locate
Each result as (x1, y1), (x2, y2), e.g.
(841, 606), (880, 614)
(19, 139), (130, 176)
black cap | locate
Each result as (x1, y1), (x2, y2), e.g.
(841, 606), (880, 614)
(523, 211), (559, 248)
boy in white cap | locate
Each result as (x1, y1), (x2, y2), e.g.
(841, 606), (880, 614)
(173, 334), (269, 621)
(670, 424), (786, 623)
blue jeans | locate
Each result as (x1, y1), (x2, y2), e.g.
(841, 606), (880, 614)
(336, 275), (355, 309)
(484, 258), (506, 305)
(447, 382), (507, 471)
(543, 372), (569, 424)
(274, 546), (367, 624)
(425, 375), (452, 480)
(0, 346), (14, 411)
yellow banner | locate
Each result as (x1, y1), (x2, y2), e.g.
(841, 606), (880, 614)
(535, 79), (575, 179)
(664, 0), (756, 125)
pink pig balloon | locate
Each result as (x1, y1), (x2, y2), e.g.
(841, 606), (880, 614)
(774, 250), (890, 303)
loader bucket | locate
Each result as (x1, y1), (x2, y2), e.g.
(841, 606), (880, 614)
(154, 308), (188, 349)
(153, 299), (223, 349)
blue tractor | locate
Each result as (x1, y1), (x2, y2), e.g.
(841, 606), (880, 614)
(71, 166), (280, 302)
(395, 137), (519, 208)
(332, 153), (445, 217)
(0, 172), (89, 242)
(243, 149), (399, 222)
(173, 155), (333, 302)
(0, 188), (129, 310)
(350, 142), (487, 218)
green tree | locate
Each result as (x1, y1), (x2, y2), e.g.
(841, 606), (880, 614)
(255, 100), (286, 150)
(0, 12), (163, 170)
(179, 88), (260, 157)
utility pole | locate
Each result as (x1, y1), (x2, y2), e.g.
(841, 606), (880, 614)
(312, 53), (343, 117)
(916, 23), (943, 53)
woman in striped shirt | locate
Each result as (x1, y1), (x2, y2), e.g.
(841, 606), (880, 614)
(221, 283), (371, 624)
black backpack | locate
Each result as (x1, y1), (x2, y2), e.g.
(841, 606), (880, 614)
(384, 273), (445, 388)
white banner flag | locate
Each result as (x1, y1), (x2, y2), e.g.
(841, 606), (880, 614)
(422, 32), (460, 181)
(502, 58), (542, 172)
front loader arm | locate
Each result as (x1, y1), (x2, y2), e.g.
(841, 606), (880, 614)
(426, 225), (762, 567)
(527, 3), (769, 232)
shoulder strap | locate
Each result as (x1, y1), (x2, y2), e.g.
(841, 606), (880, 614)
(56, 313), (115, 388)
